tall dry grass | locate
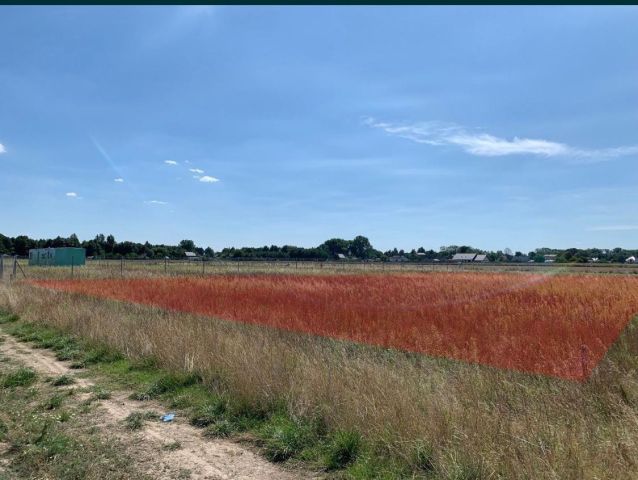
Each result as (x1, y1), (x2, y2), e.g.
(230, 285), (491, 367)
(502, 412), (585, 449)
(2, 281), (638, 479)
(30, 273), (638, 380)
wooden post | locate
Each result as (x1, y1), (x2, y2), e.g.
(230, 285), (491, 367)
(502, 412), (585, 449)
(164, 257), (167, 275)
(120, 257), (124, 278)
(202, 257), (205, 275)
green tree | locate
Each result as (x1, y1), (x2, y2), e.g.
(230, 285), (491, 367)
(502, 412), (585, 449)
(350, 235), (373, 259)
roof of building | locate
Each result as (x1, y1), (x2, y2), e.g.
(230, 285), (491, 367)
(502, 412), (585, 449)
(474, 254), (487, 261)
(451, 253), (477, 261)
(336, 253), (347, 259)
(184, 251), (198, 257)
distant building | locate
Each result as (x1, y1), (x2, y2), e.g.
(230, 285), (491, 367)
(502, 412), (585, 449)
(626, 256), (636, 264)
(28, 247), (86, 267)
(451, 253), (477, 262)
(544, 254), (557, 263)
(184, 251), (200, 260)
(388, 255), (409, 262)
(473, 254), (488, 262)
(336, 253), (347, 260)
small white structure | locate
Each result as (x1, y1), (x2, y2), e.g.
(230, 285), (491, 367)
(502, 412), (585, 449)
(626, 256), (636, 264)
(336, 253), (347, 260)
(473, 254), (488, 262)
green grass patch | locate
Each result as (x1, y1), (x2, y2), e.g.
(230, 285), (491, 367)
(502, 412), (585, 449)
(51, 374), (75, 386)
(2, 367), (37, 388)
(324, 430), (362, 470)
(44, 393), (65, 410)
(131, 372), (201, 401)
(0, 312), (19, 324)
(0, 418), (7, 441)
(258, 413), (319, 462)
(124, 410), (160, 430)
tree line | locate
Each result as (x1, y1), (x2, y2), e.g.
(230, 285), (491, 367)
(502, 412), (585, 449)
(1, 232), (637, 263)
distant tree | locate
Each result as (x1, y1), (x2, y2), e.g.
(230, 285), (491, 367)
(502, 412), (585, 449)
(350, 235), (373, 259)
(319, 238), (351, 258)
(105, 235), (116, 254)
(179, 239), (196, 251)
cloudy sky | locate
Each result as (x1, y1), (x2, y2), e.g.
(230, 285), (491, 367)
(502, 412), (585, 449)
(1, 6), (637, 251)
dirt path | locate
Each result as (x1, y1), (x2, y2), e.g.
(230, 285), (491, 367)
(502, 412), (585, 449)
(0, 333), (304, 480)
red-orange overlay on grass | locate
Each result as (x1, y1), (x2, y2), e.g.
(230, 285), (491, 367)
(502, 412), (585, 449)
(30, 273), (638, 381)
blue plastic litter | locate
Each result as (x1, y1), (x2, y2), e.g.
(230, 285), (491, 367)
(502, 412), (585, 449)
(161, 413), (175, 422)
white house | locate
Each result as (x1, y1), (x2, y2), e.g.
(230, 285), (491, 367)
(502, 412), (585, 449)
(626, 256), (636, 264)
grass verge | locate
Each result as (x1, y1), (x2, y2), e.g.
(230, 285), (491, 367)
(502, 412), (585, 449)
(0, 310), (423, 479)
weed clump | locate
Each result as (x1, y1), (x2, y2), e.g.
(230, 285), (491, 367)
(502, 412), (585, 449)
(324, 430), (361, 470)
(259, 414), (317, 462)
(124, 410), (159, 430)
(2, 368), (37, 388)
(189, 396), (228, 428)
(132, 373), (201, 401)
(51, 374), (75, 386)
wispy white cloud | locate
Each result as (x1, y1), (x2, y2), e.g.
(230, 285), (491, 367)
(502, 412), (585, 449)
(199, 176), (219, 183)
(189, 168), (204, 174)
(0, 143), (5, 154)
(364, 117), (638, 160)
(66, 192), (78, 198)
(164, 160), (178, 166)
(587, 225), (638, 232)
(114, 178), (124, 183)
(144, 200), (168, 205)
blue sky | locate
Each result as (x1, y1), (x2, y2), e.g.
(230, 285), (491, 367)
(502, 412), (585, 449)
(1, 6), (637, 252)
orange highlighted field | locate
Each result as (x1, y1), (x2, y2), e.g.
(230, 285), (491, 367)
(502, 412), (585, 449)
(31, 273), (638, 381)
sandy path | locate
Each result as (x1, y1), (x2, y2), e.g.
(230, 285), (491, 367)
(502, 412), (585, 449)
(0, 333), (306, 480)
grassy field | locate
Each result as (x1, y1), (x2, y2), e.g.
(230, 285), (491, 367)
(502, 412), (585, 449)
(2, 270), (638, 478)
(4, 256), (638, 281)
